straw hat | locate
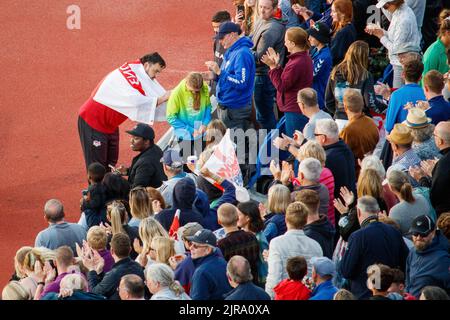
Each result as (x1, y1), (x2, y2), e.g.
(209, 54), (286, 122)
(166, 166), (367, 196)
(403, 108), (432, 129)
(387, 123), (413, 145)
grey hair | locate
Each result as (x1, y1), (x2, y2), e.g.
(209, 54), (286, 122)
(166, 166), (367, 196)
(409, 124), (434, 143)
(227, 256), (253, 284)
(299, 158), (322, 182)
(316, 119), (339, 140)
(44, 199), (65, 223)
(360, 155), (386, 179)
(60, 274), (88, 292)
(357, 196), (380, 215)
(146, 263), (185, 296)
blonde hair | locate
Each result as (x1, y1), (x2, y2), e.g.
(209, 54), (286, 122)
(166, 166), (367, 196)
(357, 168), (383, 199)
(285, 201), (309, 229)
(186, 72), (205, 111)
(333, 289), (356, 300)
(218, 203), (238, 227)
(268, 184), (291, 214)
(60, 274), (88, 292)
(298, 141), (327, 166)
(87, 226), (108, 250)
(151, 236), (175, 265)
(331, 40), (369, 85)
(139, 217), (168, 255)
(22, 247), (56, 273)
(2, 281), (31, 300)
(14, 246), (33, 278)
(107, 201), (128, 235)
(130, 187), (153, 220)
(243, 0), (260, 35)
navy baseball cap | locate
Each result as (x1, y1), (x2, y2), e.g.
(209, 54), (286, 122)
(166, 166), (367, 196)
(213, 22), (242, 40)
(126, 123), (155, 140)
(186, 229), (217, 246)
(160, 148), (184, 169)
(409, 215), (435, 237)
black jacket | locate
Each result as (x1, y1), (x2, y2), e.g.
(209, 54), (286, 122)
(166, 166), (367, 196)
(88, 257), (145, 300)
(304, 215), (336, 259)
(128, 144), (166, 188)
(428, 147), (450, 216)
(324, 140), (356, 200)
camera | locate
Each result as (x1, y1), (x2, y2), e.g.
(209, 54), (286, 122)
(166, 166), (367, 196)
(237, 4), (244, 14)
(82, 189), (88, 196)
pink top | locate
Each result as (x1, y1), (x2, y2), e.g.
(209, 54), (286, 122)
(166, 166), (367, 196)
(320, 167), (335, 226)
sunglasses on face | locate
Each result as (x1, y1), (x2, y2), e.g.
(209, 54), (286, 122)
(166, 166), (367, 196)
(412, 231), (431, 238)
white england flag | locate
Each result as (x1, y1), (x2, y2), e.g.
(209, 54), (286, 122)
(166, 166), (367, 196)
(93, 60), (167, 125)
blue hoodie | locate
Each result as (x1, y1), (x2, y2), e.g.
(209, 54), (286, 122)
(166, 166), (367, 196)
(405, 231), (450, 298)
(190, 248), (233, 300)
(216, 36), (256, 109)
(155, 177), (204, 231)
(311, 46), (333, 110)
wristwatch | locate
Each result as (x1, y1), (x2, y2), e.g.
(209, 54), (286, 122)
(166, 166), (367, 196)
(37, 282), (45, 286)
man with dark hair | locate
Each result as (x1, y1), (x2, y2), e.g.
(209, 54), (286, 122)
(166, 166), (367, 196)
(35, 199), (87, 254)
(225, 255), (270, 300)
(78, 52), (171, 171)
(118, 274), (146, 300)
(405, 215), (450, 298)
(297, 189), (335, 259)
(251, 0), (286, 130)
(210, 10), (231, 97)
(115, 123), (166, 188)
(385, 59), (426, 134)
(84, 233), (146, 300)
(80, 162), (107, 229)
(273, 256), (311, 300)
(423, 70), (450, 125)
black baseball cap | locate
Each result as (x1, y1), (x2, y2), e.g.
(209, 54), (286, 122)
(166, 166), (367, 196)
(126, 123), (155, 140)
(213, 21), (242, 40)
(307, 22), (331, 44)
(186, 229), (217, 246)
(409, 215), (435, 237)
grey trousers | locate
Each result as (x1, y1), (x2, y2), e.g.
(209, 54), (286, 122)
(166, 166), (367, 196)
(217, 104), (252, 131)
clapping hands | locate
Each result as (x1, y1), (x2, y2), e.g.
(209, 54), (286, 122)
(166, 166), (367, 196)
(261, 47), (280, 70)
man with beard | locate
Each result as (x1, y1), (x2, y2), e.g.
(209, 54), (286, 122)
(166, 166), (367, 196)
(405, 215), (450, 298)
(115, 123), (166, 188)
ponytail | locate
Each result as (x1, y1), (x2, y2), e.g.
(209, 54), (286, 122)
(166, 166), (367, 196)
(186, 73), (204, 111)
(400, 183), (415, 203)
(109, 205), (126, 235)
(169, 280), (185, 297)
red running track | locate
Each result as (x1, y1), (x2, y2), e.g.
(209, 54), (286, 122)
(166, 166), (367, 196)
(0, 0), (232, 287)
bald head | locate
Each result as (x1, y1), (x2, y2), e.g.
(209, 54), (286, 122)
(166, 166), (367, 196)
(120, 274), (145, 299)
(44, 199), (65, 223)
(435, 121), (450, 149)
(227, 255), (252, 285)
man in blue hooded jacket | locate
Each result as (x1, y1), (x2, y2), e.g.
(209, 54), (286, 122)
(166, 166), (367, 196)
(187, 229), (233, 300)
(205, 22), (256, 131)
(405, 215), (450, 298)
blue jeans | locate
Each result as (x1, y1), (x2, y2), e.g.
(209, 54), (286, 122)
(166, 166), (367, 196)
(284, 112), (308, 138)
(254, 75), (277, 130)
